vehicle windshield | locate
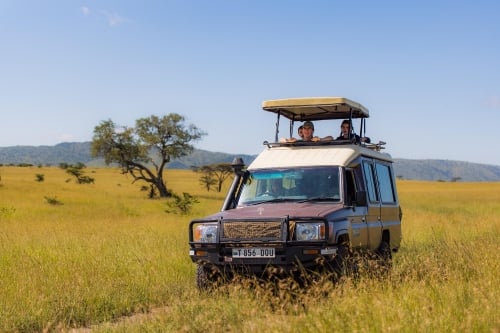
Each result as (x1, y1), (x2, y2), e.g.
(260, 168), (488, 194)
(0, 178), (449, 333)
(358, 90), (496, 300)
(237, 167), (341, 206)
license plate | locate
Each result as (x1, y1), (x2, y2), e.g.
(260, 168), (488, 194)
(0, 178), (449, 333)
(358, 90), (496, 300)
(232, 247), (275, 258)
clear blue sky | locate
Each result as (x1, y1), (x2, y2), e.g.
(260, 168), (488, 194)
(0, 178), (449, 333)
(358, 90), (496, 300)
(1, 1), (499, 166)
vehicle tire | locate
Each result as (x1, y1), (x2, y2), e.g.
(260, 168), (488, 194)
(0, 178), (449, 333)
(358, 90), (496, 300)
(375, 241), (393, 270)
(196, 264), (220, 290)
(332, 243), (355, 278)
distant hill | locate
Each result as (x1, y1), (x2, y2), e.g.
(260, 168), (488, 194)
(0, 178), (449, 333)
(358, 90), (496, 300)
(1, 142), (499, 182)
(0, 142), (256, 170)
(0, 142), (93, 165)
(393, 158), (500, 182)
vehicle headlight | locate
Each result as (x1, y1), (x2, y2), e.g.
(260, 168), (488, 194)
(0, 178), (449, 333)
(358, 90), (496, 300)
(295, 222), (325, 241)
(193, 223), (218, 243)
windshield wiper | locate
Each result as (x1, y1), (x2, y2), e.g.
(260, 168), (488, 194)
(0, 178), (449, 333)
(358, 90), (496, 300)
(243, 198), (293, 206)
(299, 197), (340, 202)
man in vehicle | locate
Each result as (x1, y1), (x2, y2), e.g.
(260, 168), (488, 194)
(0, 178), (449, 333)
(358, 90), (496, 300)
(297, 125), (304, 139)
(337, 119), (370, 143)
(301, 121), (320, 142)
(283, 121), (333, 143)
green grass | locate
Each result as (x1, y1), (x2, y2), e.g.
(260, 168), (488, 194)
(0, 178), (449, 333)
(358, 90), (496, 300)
(0, 167), (499, 332)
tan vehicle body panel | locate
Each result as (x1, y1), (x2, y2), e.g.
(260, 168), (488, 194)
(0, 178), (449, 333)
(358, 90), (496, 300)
(249, 145), (392, 170)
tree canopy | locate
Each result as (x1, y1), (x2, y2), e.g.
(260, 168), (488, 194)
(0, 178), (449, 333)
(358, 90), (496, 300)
(91, 113), (205, 197)
(193, 163), (233, 192)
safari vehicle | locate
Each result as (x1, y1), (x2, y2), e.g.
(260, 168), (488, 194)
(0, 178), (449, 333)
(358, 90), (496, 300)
(188, 97), (402, 288)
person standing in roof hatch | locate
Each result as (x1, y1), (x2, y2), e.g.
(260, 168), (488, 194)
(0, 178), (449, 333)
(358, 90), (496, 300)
(337, 119), (370, 143)
(280, 121), (332, 143)
(301, 121), (334, 142)
(301, 121), (321, 142)
(297, 125), (304, 139)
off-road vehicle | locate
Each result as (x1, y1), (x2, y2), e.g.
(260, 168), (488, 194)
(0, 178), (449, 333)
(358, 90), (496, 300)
(188, 97), (402, 288)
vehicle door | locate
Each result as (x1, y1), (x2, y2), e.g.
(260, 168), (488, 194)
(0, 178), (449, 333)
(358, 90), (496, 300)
(362, 160), (383, 250)
(344, 168), (368, 247)
(373, 161), (401, 244)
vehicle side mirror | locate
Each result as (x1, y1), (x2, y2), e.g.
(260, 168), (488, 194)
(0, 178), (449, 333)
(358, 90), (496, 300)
(354, 190), (367, 206)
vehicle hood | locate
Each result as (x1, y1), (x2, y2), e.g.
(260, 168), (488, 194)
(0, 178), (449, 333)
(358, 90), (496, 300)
(204, 202), (344, 220)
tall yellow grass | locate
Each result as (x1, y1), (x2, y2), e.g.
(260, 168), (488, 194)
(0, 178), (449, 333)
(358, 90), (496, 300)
(0, 167), (498, 332)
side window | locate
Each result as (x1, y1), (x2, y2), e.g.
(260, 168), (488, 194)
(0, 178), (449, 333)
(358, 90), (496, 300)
(375, 163), (396, 203)
(362, 161), (379, 203)
(345, 169), (357, 203)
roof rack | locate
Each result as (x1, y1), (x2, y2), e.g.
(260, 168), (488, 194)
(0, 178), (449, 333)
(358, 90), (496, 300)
(263, 140), (386, 151)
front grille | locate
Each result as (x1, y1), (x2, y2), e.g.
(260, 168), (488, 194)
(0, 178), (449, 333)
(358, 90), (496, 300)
(222, 221), (283, 240)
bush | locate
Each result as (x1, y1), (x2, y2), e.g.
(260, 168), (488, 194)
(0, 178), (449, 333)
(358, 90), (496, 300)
(165, 192), (199, 214)
(44, 196), (63, 205)
(63, 163), (95, 184)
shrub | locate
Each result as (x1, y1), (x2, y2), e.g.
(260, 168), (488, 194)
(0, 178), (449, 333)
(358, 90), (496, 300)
(64, 163), (95, 184)
(44, 196), (63, 205)
(165, 192), (199, 214)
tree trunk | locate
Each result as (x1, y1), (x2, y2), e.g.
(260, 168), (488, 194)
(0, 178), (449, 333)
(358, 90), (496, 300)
(156, 180), (170, 197)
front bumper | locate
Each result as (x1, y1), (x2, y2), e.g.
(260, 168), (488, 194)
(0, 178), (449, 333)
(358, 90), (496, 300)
(189, 217), (339, 274)
(189, 244), (339, 274)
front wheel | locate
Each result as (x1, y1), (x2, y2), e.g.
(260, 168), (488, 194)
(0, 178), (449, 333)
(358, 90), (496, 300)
(332, 243), (355, 278)
(195, 264), (223, 290)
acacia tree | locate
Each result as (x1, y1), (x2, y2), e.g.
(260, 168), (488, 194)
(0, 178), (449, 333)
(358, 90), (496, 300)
(91, 113), (205, 198)
(194, 163), (233, 192)
(198, 172), (217, 192)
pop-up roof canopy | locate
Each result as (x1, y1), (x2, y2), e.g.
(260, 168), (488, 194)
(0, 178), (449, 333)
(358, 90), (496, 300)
(262, 97), (369, 121)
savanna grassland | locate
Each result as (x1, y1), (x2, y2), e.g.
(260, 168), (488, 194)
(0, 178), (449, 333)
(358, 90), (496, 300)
(0, 166), (498, 332)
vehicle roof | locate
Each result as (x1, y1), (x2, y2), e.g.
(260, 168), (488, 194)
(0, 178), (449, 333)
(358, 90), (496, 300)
(262, 97), (369, 121)
(248, 145), (392, 170)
